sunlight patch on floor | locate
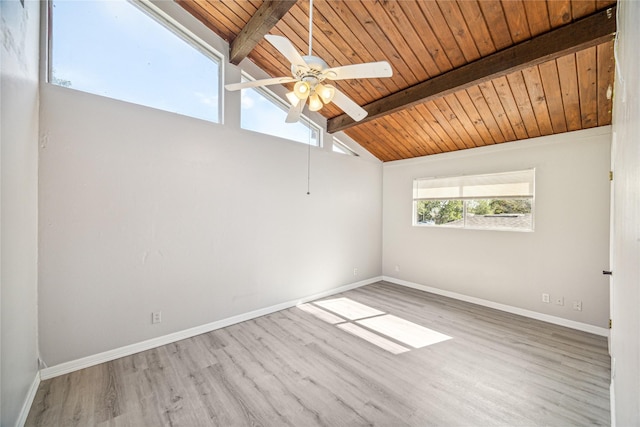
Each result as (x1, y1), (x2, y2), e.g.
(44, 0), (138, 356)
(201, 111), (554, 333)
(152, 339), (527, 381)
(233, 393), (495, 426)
(314, 297), (384, 320)
(297, 303), (344, 324)
(357, 314), (452, 348)
(337, 323), (410, 354)
(297, 297), (452, 354)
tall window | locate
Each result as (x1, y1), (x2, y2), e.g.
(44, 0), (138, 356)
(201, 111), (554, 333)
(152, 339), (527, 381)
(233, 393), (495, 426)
(413, 169), (535, 231)
(49, 0), (221, 123)
(241, 76), (321, 146)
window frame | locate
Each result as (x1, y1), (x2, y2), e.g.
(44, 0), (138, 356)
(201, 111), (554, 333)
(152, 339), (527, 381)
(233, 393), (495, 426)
(412, 169), (536, 232)
(46, 0), (224, 123)
(239, 71), (323, 147)
(333, 137), (359, 156)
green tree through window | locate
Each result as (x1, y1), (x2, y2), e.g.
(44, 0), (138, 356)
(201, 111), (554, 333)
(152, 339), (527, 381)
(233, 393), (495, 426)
(416, 200), (463, 225)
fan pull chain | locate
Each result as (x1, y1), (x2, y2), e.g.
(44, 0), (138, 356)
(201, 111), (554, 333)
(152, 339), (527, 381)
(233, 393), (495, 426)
(307, 109), (312, 195)
(308, 0), (314, 56)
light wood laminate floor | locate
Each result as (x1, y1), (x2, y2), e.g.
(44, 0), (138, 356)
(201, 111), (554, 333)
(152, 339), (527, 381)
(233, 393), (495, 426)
(26, 282), (611, 426)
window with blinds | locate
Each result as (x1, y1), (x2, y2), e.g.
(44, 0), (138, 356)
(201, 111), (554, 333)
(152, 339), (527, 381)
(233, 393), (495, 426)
(413, 169), (535, 231)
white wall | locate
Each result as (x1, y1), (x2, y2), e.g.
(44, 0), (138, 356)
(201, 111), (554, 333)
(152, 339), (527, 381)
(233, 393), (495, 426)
(383, 127), (611, 328)
(0, 0), (40, 425)
(38, 82), (382, 366)
(610, 0), (640, 424)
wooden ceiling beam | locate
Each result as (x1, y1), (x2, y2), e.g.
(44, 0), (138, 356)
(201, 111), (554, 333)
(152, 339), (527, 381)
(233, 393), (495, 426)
(327, 5), (617, 133)
(229, 0), (297, 65)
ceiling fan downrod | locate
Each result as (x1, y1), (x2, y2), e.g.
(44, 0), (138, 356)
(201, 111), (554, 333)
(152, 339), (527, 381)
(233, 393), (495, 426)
(308, 0), (314, 57)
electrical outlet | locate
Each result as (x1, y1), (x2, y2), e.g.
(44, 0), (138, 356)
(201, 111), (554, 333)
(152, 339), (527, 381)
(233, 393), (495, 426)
(395, 265), (400, 272)
(353, 268), (358, 276)
(555, 297), (564, 306)
(542, 293), (550, 303)
(573, 300), (582, 311)
(152, 311), (162, 324)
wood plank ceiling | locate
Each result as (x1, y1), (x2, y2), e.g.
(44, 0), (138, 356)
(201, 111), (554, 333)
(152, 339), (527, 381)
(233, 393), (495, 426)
(178, 0), (617, 162)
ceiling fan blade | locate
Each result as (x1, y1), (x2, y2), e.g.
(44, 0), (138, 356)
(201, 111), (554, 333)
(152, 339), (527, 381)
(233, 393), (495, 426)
(225, 76), (297, 91)
(323, 61), (393, 81)
(331, 89), (368, 122)
(285, 100), (305, 123)
(265, 35), (308, 69)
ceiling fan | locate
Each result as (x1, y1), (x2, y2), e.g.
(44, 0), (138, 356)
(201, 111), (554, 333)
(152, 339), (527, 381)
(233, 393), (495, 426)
(224, 0), (393, 124)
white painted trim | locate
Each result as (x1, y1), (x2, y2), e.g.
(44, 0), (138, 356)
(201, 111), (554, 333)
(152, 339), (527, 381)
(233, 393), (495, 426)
(40, 277), (381, 380)
(610, 380), (616, 427)
(383, 276), (610, 337)
(15, 373), (40, 427)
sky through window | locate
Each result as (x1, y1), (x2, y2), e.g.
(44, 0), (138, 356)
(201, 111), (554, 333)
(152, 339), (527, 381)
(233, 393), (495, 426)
(50, 0), (220, 123)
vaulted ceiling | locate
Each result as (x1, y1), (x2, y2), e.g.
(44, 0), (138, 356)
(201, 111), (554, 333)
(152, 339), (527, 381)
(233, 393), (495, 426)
(178, 0), (617, 162)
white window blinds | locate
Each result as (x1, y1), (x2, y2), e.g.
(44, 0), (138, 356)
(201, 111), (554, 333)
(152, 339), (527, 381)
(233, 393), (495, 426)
(413, 169), (535, 201)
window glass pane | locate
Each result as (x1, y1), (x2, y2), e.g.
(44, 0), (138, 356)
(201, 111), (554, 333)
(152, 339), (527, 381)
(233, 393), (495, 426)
(415, 200), (463, 226)
(466, 199), (532, 230)
(466, 199), (532, 215)
(413, 171), (535, 232)
(241, 85), (319, 146)
(333, 143), (349, 154)
(50, 0), (220, 123)
(333, 138), (358, 156)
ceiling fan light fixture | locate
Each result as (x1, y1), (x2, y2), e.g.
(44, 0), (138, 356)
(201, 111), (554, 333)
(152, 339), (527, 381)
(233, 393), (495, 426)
(308, 94), (323, 111)
(316, 83), (335, 104)
(294, 81), (311, 99)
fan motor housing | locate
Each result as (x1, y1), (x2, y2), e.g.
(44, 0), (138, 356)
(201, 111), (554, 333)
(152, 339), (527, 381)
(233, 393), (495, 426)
(293, 55), (329, 81)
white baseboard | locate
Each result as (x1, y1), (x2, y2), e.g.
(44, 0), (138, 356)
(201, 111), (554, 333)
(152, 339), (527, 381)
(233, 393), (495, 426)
(40, 276), (381, 380)
(15, 373), (40, 427)
(383, 276), (610, 337)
